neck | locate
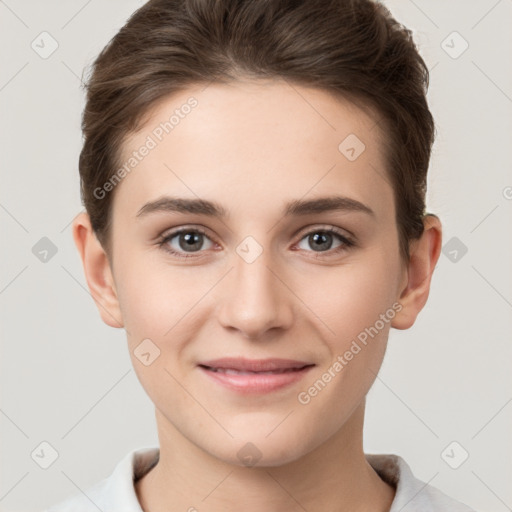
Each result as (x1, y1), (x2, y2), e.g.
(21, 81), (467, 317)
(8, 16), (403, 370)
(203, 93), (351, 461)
(135, 401), (395, 512)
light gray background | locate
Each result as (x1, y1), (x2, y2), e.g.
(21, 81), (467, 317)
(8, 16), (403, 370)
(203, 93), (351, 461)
(1, 1), (511, 511)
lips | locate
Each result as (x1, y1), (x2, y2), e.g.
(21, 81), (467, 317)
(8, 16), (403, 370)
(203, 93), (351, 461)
(198, 357), (315, 394)
(198, 357), (313, 373)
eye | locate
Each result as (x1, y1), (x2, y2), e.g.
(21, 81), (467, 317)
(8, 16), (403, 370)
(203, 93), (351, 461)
(295, 227), (355, 256)
(158, 227), (216, 258)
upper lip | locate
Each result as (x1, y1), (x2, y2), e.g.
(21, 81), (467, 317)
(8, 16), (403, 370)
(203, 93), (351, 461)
(198, 357), (314, 372)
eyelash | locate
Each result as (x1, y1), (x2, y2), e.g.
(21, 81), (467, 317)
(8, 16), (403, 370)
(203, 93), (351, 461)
(157, 225), (355, 260)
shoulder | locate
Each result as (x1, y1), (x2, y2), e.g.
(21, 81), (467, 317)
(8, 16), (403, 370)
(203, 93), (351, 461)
(45, 446), (159, 512)
(365, 453), (477, 512)
(45, 477), (113, 512)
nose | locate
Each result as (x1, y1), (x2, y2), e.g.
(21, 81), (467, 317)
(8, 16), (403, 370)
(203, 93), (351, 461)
(216, 247), (294, 340)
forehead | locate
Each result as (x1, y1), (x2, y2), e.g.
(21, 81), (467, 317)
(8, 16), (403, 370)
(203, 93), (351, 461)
(114, 79), (393, 222)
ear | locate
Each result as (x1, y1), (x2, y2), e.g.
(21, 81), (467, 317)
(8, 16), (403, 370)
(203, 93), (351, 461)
(391, 214), (442, 330)
(72, 212), (124, 328)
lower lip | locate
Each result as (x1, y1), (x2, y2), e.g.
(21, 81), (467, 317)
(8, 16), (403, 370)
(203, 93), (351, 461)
(198, 365), (314, 394)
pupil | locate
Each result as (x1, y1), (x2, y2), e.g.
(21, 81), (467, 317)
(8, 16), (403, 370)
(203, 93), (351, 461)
(311, 232), (332, 251)
(180, 232), (202, 251)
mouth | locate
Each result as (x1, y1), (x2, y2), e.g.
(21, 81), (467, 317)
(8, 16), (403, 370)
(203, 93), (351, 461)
(197, 357), (315, 394)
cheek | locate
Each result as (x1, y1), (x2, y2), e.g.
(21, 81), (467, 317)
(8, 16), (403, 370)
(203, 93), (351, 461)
(114, 253), (196, 339)
(114, 256), (220, 398)
(314, 253), (400, 345)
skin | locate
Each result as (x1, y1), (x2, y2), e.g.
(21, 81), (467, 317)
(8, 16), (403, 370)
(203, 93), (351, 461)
(73, 79), (442, 512)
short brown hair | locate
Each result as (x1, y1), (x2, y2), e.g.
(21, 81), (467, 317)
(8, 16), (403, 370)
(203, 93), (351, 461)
(79, 0), (436, 262)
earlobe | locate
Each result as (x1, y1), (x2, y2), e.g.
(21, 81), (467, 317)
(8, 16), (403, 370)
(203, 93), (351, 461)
(391, 215), (443, 330)
(72, 212), (124, 328)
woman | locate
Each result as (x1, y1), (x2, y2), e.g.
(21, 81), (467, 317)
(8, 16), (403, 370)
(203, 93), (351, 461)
(47, 0), (476, 510)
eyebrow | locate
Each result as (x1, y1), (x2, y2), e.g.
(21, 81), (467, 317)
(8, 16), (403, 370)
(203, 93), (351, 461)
(136, 195), (375, 219)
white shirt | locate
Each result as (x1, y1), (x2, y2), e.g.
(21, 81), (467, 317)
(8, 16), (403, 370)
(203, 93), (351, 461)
(46, 446), (477, 511)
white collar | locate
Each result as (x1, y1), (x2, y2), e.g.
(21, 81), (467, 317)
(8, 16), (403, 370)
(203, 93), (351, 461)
(47, 446), (476, 511)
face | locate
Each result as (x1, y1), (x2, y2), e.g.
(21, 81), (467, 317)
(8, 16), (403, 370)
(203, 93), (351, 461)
(106, 79), (408, 466)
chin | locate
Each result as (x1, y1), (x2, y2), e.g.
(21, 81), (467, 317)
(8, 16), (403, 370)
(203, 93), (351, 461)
(204, 430), (312, 469)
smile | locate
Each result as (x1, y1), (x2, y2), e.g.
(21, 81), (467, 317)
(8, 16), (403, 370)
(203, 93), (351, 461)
(197, 357), (315, 394)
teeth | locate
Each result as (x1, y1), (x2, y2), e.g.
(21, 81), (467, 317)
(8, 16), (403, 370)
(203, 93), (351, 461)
(210, 368), (299, 375)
